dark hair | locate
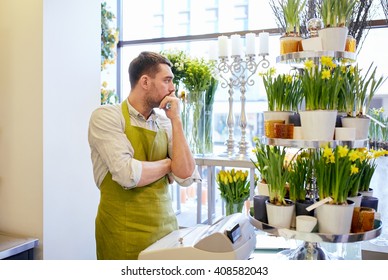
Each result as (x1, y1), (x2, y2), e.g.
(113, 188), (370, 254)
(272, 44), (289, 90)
(128, 51), (172, 88)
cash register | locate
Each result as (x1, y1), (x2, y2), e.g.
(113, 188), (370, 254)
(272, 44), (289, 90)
(138, 213), (256, 260)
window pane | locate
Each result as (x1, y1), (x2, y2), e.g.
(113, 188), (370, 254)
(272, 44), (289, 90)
(121, 0), (278, 40)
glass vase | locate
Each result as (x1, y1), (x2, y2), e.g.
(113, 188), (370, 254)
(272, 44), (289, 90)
(204, 105), (213, 155)
(186, 90), (205, 155)
(225, 200), (244, 216)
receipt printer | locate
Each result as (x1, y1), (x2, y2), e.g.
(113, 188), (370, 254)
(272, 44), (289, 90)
(138, 213), (256, 260)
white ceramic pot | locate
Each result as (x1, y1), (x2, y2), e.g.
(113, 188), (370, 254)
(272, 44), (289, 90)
(318, 27), (348, 51)
(265, 199), (295, 229)
(341, 117), (371, 140)
(360, 188), (374, 197)
(335, 127), (356, 141)
(301, 37), (322, 51)
(257, 181), (270, 196)
(263, 111), (293, 124)
(348, 192), (363, 208)
(299, 110), (337, 140)
(316, 200), (355, 234)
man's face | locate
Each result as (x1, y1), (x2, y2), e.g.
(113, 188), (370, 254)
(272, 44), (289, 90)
(146, 64), (175, 108)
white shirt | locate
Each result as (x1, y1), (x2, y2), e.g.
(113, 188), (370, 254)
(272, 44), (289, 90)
(88, 100), (201, 189)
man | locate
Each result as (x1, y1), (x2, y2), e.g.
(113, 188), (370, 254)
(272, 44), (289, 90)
(88, 51), (200, 259)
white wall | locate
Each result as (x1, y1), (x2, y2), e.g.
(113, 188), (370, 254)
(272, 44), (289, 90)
(43, 0), (100, 259)
(0, 0), (100, 259)
(0, 0), (44, 258)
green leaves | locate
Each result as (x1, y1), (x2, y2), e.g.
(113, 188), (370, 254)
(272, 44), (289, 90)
(101, 2), (119, 71)
(251, 138), (293, 205)
(183, 57), (213, 93)
(280, 0), (306, 34)
(301, 57), (343, 110)
(321, 0), (356, 27)
(260, 68), (302, 112)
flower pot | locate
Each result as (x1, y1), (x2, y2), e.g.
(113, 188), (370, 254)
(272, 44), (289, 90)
(347, 192), (363, 208)
(253, 195), (269, 224)
(295, 199), (315, 217)
(345, 35), (356, 53)
(292, 127), (303, 139)
(257, 181), (270, 196)
(351, 207), (375, 233)
(341, 117), (371, 140)
(299, 110), (337, 140)
(263, 111), (293, 124)
(360, 188), (374, 197)
(316, 200), (355, 234)
(360, 195), (378, 212)
(264, 120), (284, 138)
(288, 113), (301, 126)
(335, 127), (356, 141)
(318, 27), (348, 51)
(280, 34), (303, 55)
(301, 37), (322, 51)
(265, 199), (295, 229)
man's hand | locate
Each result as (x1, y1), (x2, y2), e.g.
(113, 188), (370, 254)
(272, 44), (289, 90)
(167, 172), (175, 184)
(159, 93), (180, 120)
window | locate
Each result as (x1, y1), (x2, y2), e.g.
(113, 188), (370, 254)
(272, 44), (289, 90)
(115, 0), (388, 150)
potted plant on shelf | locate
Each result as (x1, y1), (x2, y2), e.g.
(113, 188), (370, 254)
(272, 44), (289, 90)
(312, 144), (361, 234)
(288, 150), (314, 217)
(319, 0), (357, 51)
(341, 62), (387, 139)
(260, 68), (302, 138)
(279, 0), (306, 54)
(358, 148), (388, 195)
(216, 168), (252, 216)
(251, 136), (269, 196)
(251, 137), (296, 228)
(299, 56), (343, 140)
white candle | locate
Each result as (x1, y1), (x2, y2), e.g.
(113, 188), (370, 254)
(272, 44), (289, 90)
(218, 35), (229, 57)
(208, 41), (218, 60)
(245, 33), (256, 55)
(259, 32), (269, 55)
(231, 34), (242, 56)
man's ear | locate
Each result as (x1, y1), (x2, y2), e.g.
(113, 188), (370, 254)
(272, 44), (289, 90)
(139, 75), (149, 89)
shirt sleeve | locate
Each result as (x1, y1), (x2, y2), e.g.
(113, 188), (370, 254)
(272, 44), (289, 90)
(88, 105), (141, 189)
(172, 167), (202, 187)
(156, 111), (202, 187)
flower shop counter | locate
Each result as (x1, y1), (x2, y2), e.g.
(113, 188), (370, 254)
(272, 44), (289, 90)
(0, 232), (39, 260)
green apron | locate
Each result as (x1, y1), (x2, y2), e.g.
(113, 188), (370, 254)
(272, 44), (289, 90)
(95, 101), (178, 260)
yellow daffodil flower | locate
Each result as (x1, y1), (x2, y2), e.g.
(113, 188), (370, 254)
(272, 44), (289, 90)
(338, 145), (349, 158)
(350, 164), (359, 175)
(321, 69), (331, 80)
(304, 59), (314, 70)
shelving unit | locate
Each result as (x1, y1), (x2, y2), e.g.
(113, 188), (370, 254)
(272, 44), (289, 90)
(250, 137), (383, 259)
(276, 50), (356, 66)
(248, 50), (383, 260)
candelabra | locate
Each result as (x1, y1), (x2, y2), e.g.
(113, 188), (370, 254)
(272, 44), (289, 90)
(217, 53), (270, 159)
